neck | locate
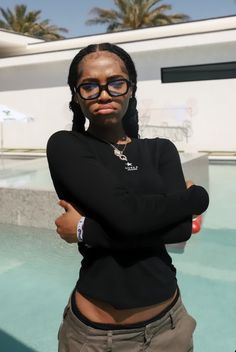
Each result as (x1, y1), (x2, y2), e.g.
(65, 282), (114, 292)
(87, 124), (129, 144)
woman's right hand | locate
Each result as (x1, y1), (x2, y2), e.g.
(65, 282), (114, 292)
(55, 200), (83, 243)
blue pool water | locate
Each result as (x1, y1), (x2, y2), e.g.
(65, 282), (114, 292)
(0, 164), (236, 352)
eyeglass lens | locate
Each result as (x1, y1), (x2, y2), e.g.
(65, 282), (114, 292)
(78, 79), (129, 100)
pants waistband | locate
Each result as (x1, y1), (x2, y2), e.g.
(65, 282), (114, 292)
(71, 288), (180, 331)
(64, 290), (182, 337)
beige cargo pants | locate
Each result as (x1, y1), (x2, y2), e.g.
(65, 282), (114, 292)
(58, 294), (196, 352)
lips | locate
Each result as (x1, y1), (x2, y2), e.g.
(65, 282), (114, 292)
(95, 105), (116, 115)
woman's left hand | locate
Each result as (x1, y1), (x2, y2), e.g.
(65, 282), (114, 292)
(55, 200), (82, 243)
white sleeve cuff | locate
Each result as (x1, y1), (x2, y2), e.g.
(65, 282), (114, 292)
(77, 216), (85, 242)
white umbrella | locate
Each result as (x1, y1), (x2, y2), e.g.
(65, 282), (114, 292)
(0, 105), (34, 152)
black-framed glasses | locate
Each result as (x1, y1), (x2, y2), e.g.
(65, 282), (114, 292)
(75, 79), (132, 100)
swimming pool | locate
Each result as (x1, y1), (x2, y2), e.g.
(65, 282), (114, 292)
(0, 157), (53, 190)
(0, 164), (236, 352)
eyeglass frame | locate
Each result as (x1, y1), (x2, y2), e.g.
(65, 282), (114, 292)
(75, 78), (133, 101)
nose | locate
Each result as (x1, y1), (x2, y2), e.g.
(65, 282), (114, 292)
(98, 87), (112, 101)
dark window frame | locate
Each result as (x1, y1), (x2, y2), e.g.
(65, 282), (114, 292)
(161, 61), (236, 83)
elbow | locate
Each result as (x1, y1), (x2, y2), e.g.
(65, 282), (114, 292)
(190, 185), (210, 215)
(181, 221), (193, 242)
(164, 219), (192, 244)
(178, 219), (193, 242)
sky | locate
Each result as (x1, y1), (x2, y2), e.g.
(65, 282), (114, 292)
(0, 0), (236, 38)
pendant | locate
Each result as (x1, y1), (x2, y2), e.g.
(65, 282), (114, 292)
(114, 149), (121, 157)
(114, 149), (127, 161)
(119, 154), (128, 161)
(111, 144), (138, 171)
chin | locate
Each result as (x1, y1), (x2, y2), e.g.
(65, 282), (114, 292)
(96, 115), (121, 125)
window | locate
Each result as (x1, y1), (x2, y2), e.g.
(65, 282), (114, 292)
(161, 62), (236, 83)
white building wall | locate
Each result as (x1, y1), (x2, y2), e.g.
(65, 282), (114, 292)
(0, 38), (235, 151)
(133, 42), (236, 152)
(1, 87), (71, 149)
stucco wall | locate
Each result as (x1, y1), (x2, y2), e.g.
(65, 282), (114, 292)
(0, 40), (235, 151)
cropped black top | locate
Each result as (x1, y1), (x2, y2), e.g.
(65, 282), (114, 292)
(47, 130), (209, 309)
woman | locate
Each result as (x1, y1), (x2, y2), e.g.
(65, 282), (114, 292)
(47, 43), (209, 352)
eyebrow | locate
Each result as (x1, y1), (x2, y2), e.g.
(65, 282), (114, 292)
(79, 75), (127, 84)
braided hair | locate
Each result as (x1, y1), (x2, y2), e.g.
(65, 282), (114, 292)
(67, 43), (139, 138)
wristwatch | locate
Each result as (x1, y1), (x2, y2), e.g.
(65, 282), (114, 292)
(77, 217), (85, 242)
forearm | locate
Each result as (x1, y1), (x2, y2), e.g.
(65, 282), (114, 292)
(80, 215), (192, 249)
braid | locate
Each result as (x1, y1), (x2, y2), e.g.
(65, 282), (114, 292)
(122, 97), (139, 138)
(69, 99), (86, 133)
(68, 43), (139, 137)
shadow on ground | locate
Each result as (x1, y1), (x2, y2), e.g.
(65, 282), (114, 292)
(0, 329), (38, 352)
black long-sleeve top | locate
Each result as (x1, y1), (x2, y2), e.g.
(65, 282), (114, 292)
(47, 130), (209, 309)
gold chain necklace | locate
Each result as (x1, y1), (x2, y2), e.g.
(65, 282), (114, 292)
(85, 131), (138, 170)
